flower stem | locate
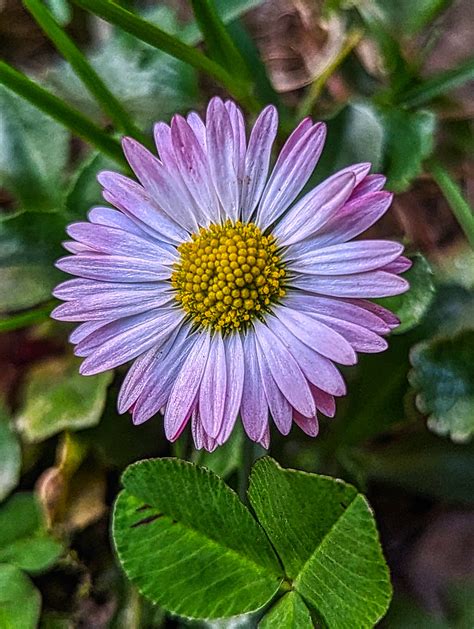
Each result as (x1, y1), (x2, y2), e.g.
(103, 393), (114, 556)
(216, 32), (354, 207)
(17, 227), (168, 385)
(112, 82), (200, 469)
(0, 300), (56, 333)
(23, 0), (149, 146)
(428, 160), (474, 251)
(69, 0), (259, 113)
(0, 61), (126, 166)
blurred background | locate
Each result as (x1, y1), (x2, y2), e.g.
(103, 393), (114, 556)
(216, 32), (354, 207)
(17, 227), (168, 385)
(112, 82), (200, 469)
(0, 0), (473, 627)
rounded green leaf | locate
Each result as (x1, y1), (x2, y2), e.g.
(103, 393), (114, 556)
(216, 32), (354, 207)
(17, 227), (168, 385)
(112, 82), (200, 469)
(0, 564), (41, 629)
(378, 254), (435, 334)
(259, 592), (313, 629)
(15, 355), (113, 443)
(113, 458), (282, 620)
(0, 406), (21, 502)
(410, 329), (474, 443)
(249, 458), (392, 628)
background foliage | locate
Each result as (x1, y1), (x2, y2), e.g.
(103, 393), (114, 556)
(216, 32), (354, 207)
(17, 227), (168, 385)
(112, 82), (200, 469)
(0, 0), (473, 627)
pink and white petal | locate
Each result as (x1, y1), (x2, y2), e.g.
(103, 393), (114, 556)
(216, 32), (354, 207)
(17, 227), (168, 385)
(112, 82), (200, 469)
(257, 121), (326, 230)
(79, 309), (184, 374)
(255, 339), (292, 435)
(186, 112), (206, 150)
(283, 292), (391, 335)
(130, 327), (195, 425)
(287, 240), (404, 275)
(88, 206), (159, 242)
(98, 170), (188, 243)
(170, 115), (220, 223)
(274, 171), (355, 246)
(310, 384), (336, 418)
(199, 332), (227, 438)
(293, 410), (319, 437)
(273, 306), (357, 365)
(347, 299), (400, 330)
(206, 97), (239, 221)
(121, 138), (197, 233)
(225, 100), (246, 183)
(381, 256), (412, 274)
(56, 255), (171, 283)
(117, 346), (161, 414)
(254, 321), (315, 417)
(292, 270), (409, 298)
(350, 174), (386, 199)
(240, 331), (269, 444)
(53, 278), (166, 301)
(66, 223), (176, 263)
(312, 313), (388, 353)
(217, 333), (244, 445)
(69, 320), (109, 345)
(240, 105), (278, 222)
(62, 241), (95, 254)
(192, 411), (219, 452)
(165, 331), (211, 441)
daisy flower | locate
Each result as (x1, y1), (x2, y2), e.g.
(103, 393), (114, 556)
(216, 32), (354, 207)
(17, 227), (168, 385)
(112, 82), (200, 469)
(52, 97), (410, 451)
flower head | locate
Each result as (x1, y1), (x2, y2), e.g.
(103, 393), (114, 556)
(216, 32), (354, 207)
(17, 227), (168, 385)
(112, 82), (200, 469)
(52, 97), (410, 451)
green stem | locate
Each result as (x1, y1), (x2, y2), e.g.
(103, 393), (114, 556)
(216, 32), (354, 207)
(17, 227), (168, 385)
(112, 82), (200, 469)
(429, 160), (474, 250)
(0, 300), (56, 333)
(298, 29), (364, 118)
(69, 0), (259, 112)
(23, 0), (148, 146)
(0, 61), (126, 166)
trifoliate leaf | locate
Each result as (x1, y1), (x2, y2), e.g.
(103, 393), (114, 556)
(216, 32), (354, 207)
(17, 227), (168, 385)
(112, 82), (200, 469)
(15, 355), (113, 443)
(259, 592), (313, 628)
(248, 457), (392, 628)
(0, 564), (41, 629)
(410, 329), (474, 443)
(113, 458), (282, 620)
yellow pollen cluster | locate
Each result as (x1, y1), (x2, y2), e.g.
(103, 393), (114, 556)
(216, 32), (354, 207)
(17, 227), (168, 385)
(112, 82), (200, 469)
(171, 220), (286, 332)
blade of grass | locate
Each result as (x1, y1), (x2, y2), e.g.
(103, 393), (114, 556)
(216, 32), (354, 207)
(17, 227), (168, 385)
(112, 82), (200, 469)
(398, 57), (474, 108)
(23, 0), (149, 146)
(0, 300), (56, 333)
(69, 0), (259, 112)
(0, 61), (126, 166)
(429, 160), (474, 250)
(190, 0), (251, 83)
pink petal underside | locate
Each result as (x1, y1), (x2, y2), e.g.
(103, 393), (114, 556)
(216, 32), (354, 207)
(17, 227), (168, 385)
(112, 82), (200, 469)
(382, 256), (412, 274)
(257, 120), (327, 230)
(293, 410), (319, 437)
(287, 240), (404, 275)
(265, 314), (347, 395)
(310, 384), (336, 418)
(346, 298), (400, 329)
(273, 305), (357, 365)
(311, 313), (388, 353)
(254, 321), (315, 417)
(350, 173), (386, 199)
(69, 320), (109, 345)
(192, 410), (218, 452)
(186, 112), (206, 150)
(206, 97), (239, 222)
(164, 331), (211, 441)
(274, 171), (356, 246)
(217, 333), (245, 445)
(240, 331), (269, 444)
(55, 254), (171, 283)
(121, 137), (197, 233)
(255, 338), (293, 435)
(240, 104), (278, 222)
(62, 241), (94, 254)
(199, 332), (227, 439)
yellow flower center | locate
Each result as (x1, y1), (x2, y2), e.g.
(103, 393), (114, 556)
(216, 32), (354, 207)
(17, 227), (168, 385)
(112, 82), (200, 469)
(171, 220), (286, 332)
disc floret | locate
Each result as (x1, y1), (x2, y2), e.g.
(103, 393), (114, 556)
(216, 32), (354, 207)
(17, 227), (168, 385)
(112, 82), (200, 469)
(171, 220), (286, 332)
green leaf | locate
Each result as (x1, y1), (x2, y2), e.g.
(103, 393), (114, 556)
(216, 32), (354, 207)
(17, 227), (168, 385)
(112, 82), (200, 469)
(400, 57), (474, 108)
(0, 84), (68, 210)
(47, 7), (199, 131)
(0, 493), (62, 573)
(113, 458), (282, 619)
(409, 329), (474, 443)
(190, 0), (250, 81)
(0, 564), (41, 629)
(0, 210), (65, 311)
(378, 254), (435, 334)
(259, 592), (313, 628)
(374, 0), (450, 36)
(380, 107), (435, 192)
(248, 458), (392, 628)
(0, 405), (21, 502)
(45, 0), (72, 26)
(313, 102), (384, 185)
(15, 355), (113, 443)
